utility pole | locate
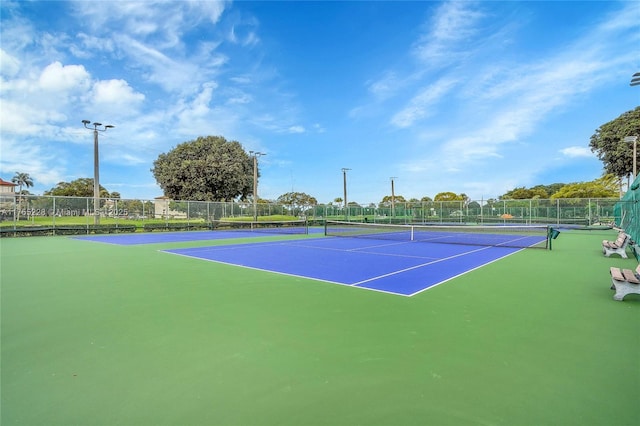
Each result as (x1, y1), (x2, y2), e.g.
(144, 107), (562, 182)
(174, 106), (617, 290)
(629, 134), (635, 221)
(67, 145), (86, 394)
(390, 177), (397, 218)
(82, 120), (114, 225)
(342, 168), (351, 221)
(249, 151), (265, 222)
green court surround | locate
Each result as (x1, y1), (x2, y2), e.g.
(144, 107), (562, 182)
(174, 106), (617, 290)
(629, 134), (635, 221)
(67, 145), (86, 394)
(1, 230), (638, 425)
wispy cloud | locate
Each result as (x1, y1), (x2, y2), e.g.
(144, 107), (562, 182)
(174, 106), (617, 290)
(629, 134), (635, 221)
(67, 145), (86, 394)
(390, 77), (458, 128)
(71, 1), (228, 46)
(560, 147), (595, 158)
(411, 0), (485, 66)
(361, 1), (639, 198)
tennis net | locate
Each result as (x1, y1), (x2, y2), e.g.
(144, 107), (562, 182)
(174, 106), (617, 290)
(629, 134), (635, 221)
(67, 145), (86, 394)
(212, 219), (308, 235)
(324, 221), (550, 249)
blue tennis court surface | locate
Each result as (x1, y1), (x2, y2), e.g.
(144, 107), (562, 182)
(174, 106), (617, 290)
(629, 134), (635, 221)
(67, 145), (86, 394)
(163, 237), (525, 296)
(72, 229), (319, 245)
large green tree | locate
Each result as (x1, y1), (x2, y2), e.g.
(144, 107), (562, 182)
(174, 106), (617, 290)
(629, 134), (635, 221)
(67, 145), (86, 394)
(381, 195), (407, 204)
(277, 192), (318, 207)
(550, 174), (618, 199)
(434, 192), (467, 202)
(502, 186), (549, 199)
(44, 178), (114, 198)
(589, 107), (640, 178)
(152, 136), (254, 201)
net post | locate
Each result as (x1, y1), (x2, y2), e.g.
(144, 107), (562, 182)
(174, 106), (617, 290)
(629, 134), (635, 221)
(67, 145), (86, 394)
(547, 226), (560, 250)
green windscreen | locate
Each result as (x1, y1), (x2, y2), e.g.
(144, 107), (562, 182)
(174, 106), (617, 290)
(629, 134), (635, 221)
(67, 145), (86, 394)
(615, 175), (640, 243)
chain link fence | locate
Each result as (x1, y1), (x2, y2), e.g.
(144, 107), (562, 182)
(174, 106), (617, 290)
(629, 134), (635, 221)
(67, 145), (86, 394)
(0, 194), (623, 236)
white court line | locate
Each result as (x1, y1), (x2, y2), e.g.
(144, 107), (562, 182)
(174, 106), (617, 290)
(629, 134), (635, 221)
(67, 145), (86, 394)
(161, 238), (528, 297)
(283, 240), (440, 260)
(160, 250), (413, 297)
(407, 248), (524, 297)
(352, 245), (495, 285)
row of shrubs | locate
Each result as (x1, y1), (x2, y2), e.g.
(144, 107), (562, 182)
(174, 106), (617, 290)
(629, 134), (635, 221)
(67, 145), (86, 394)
(0, 222), (216, 237)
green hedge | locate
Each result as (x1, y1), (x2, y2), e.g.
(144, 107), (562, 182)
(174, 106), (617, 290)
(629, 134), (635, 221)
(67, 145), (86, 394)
(142, 222), (212, 232)
(0, 224), (137, 237)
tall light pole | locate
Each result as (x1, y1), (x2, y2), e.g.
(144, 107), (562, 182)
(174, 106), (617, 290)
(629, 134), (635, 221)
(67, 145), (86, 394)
(390, 177), (397, 218)
(250, 151), (265, 222)
(342, 168), (351, 221)
(625, 136), (639, 179)
(82, 120), (114, 225)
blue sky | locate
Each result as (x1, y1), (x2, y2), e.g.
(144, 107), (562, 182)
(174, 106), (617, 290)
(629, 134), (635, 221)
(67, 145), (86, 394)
(1, 1), (638, 204)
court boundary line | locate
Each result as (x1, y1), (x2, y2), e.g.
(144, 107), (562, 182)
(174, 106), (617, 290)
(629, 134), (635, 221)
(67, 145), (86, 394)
(160, 249), (412, 297)
(352, 245), (496, 286)
(408, 248), (525, 296)
(282, 239), (441, 260)
(161, 240), (525, 297)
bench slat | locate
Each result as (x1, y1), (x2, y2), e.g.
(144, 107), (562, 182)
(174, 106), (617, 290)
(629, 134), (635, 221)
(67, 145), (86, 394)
(621, 269), (640, 284)
(610, 267), (625, 282)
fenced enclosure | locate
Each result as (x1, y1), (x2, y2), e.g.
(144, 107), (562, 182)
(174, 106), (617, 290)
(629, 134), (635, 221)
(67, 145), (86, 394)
(309, 198), (622, 226)
(0, 194), (624, 237)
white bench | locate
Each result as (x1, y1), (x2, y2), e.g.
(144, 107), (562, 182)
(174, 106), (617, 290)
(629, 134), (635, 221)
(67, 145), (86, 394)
(602, 233), (630, 258)
(609, 264), (640, 301)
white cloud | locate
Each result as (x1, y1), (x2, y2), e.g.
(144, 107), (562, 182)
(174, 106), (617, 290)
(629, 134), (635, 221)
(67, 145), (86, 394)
(560, 146), (594, 158)
(175, 83), (216, 127)
(0, 137), (65, 187)
(412, 1), (485, 65)
(39, 61), (91, 92)
(288, 125), (305, 134)
(72, 33), (116, 58)
(390, 77), (457, 128)
(229, 25), (260, 47)
(72, 1), (229, 47)
(92, 79), (145, 108)
(104, 152), (147, 166)
(226, 89), (252, 105)
(228, 15), (260, 47)
(230, 75), (252, 85)
(0, 100), (47, 134)
(0, 48), (21, 76)
(366, 71), (410, 101)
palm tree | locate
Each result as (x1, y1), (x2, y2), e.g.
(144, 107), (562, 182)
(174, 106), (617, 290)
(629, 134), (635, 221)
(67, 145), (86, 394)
(12, 172), (34, 195)
(12, 172), (34, 216)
